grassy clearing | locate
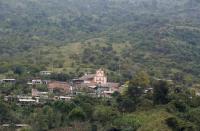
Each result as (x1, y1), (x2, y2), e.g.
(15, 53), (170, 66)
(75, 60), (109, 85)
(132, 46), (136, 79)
(30, 38), (131, 73)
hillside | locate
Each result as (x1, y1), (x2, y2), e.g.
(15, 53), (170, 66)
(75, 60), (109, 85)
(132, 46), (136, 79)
(0, 0), (200, 82)
(1, 1), (200, 131)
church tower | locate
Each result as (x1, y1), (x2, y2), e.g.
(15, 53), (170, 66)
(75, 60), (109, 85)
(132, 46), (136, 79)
(94, 69), (107, 84)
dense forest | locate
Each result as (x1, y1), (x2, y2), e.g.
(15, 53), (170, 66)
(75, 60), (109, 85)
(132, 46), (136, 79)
(0, 0), (200, 130)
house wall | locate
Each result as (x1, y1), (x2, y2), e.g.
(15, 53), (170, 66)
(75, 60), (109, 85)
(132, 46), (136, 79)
(84, 78), (94, 84)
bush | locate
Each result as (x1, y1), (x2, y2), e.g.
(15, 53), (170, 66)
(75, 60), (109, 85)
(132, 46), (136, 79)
(68, 107), (86, 121)
(93, 105), (118, 123)
(153, 81), (169, 105)
(117, 97), (136, 112)
(188, 108), (200, 126)
(112, 114), (141, 131)
(166, 117), (197, 131)
(137, 99), (154, 111)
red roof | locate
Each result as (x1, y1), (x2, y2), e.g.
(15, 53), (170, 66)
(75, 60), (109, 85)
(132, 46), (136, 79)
(48, 81), (71, 93)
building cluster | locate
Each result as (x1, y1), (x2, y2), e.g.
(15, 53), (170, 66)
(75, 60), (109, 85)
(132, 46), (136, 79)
(2, 69), (122, 104)
(73, 69), (120, 97)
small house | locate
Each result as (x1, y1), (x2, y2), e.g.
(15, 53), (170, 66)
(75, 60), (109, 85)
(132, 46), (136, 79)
(28, 79), (49, 85)
(40, 71), (52, 75)
(1, 79), (16, 84)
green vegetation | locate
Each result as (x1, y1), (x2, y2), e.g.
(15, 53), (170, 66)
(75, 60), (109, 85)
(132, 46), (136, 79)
(0, 0), (200, 130)
(1, 74), (200, 130)
(0, 0), (200, 82)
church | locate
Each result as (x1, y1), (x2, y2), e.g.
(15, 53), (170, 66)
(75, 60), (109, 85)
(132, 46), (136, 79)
(79, 68), (107, 84)
(73, 68), (120, 97)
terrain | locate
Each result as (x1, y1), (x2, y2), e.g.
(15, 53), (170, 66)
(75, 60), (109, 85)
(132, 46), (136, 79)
(0, 0), (200, 82)
(0, 0), (200, 131)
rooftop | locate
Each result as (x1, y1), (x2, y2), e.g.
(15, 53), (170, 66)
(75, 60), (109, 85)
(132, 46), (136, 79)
(48, 81), (71, 92)
(79, 74), (95, 80)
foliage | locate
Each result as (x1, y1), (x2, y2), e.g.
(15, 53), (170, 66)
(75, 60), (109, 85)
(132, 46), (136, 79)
(132, 71), (150, 88)
(116, 96), (136, 112)
(0, 0), (200, 82)
(93, 105), (118, 124)
(153, 81), (170, 105)
(188, 108), (200, 126)
(0, 100), (11, 124)
(0, 0), (200, 130)
(112, 114), (141, 131)
(68, 107), (86, 121)
(166, 117), (197, 131)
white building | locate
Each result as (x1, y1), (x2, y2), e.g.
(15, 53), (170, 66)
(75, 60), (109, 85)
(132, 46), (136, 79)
(28, 79), (49, 85)
(40, 71), (52, 75)
(1, 79), (16, 84)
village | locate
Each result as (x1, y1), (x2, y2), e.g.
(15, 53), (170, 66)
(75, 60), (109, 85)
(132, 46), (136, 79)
(1, 69), (126, 105)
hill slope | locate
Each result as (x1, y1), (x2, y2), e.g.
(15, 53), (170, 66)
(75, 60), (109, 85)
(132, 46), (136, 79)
(0, 0), (200, 81)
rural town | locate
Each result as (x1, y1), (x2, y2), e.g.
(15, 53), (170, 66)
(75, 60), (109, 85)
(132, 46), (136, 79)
(3, 69), (124, 105)
(1, 0), (200, 130)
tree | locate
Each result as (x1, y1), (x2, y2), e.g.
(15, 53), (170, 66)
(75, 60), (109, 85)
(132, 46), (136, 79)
(53, 101), (75, 114)
(0, 83), (15, 95)
(172, 72), (184, 84)
(68, 107), (86, 121)
(166, 117), (197, 131)
(79, 102), (93, 118)
(50, 73), (71, 81)
(133, 71), (150, 88)
(125, 80), (143, 101)
(35, 84), (48, 92)
(0, 101), (10, 124)
(93, 105), (118, 124)
(12, 65), (25, 75)
(153, 81), (169, 105)
(30, 110), (49, 131)
(117, 97), (136, 112)
(188, 108), (200, 126)
(125, 71), (150, 101)
(113, 114), (141, 131)
(43, 106), (61, 129)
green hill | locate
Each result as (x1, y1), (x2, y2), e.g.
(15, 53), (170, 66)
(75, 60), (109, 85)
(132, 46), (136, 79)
(0, 0), (200, 82)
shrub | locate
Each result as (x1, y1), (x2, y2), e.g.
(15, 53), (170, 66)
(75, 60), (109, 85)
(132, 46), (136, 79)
(112, 114), (141, 131)
(93, 105), (118, 123)
(68, 107), (86, 121)
(166, 117), (197, 131)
